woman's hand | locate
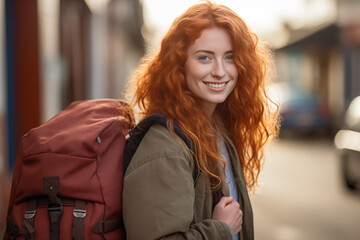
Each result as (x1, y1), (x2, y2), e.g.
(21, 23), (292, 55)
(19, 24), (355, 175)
(212, 196), (243, 234)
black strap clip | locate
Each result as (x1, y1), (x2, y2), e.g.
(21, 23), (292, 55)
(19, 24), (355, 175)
(48, 204), (63, 224)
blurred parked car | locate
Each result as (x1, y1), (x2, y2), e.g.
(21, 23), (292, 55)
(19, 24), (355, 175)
(280, 93), (334, 136)
(334, 96), (360, 190)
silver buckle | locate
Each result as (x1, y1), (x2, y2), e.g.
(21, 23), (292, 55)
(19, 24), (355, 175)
(73, 209), (86, 218)
(24, 210), (36, 219)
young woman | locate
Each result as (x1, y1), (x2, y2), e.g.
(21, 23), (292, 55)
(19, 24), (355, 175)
(123, 1), (279, 239)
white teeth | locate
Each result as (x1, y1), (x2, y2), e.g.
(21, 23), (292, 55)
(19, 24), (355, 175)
(205, 82), (226, 88)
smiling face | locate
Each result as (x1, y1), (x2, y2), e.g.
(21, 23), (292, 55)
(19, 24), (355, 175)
(184, 27), (238, 116)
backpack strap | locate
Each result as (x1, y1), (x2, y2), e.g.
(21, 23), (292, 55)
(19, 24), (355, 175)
(43, 176), (62, 240)
(8, 199), (42, 240)
(72, 200), (86, 240)
(92, 218), (123, 235)
(22, 198), (37, 240)
(6, 220), (27, 238)
(124, 114), (225, 207)
(124, 114), (199, 183)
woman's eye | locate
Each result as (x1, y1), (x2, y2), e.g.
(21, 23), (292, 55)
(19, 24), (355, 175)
(225, 55), (234, 62)
(199, 56), (211, 61)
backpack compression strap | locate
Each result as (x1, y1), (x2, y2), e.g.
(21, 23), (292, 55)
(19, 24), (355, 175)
(124, 114), (200, 184)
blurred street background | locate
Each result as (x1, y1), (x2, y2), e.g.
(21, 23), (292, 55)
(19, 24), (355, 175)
(0, 0), (359, 239)
(253, 138), (360, 240)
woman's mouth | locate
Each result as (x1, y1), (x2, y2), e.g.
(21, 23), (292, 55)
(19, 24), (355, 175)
(205, 82), (226, 88)
(203, 81), (228, 90)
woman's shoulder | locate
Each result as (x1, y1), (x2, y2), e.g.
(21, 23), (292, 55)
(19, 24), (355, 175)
(125, 124), (193, 173)
(141, 123), (189, 153)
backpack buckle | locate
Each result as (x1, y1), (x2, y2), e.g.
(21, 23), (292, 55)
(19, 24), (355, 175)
(48, 205), (63, 222)
(24, 210), (36, 219)
(73, 209), (87, 218)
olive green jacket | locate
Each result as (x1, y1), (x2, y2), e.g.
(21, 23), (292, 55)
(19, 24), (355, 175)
(123, 124), (254, 240)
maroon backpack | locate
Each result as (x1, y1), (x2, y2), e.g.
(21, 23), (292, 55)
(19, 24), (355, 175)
(4, 99), (135, 240)
(4, 99), (200, 240)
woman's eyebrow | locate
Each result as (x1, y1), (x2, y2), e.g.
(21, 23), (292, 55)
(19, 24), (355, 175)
(194, 50), (233, 54)
(194, 50), (214, 54)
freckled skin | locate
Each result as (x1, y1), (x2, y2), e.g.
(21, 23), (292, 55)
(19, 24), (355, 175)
(184, 27), (238, 116)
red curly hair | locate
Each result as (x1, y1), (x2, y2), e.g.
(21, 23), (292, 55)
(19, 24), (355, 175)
(128, 1), (279, 191)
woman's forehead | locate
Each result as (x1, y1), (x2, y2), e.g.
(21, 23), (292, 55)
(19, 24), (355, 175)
(187, 27), (233, 53)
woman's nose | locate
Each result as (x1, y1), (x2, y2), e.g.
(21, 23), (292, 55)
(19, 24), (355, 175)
(211, 60), (225, 78)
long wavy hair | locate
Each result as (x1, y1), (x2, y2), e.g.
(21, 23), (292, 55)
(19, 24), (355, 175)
(128, 1), (279, 191)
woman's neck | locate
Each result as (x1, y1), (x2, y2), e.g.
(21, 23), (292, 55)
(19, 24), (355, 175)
(201, 104), (216, 119)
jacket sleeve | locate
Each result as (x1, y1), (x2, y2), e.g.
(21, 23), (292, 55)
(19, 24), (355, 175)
(122, 150), (233, 240)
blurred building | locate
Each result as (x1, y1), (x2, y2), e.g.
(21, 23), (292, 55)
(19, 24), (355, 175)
(274, 0), (360, 133)
(0, 0), (144, 236)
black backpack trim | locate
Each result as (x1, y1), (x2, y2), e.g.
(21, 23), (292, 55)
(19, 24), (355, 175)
(123, 114), (199, 184)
